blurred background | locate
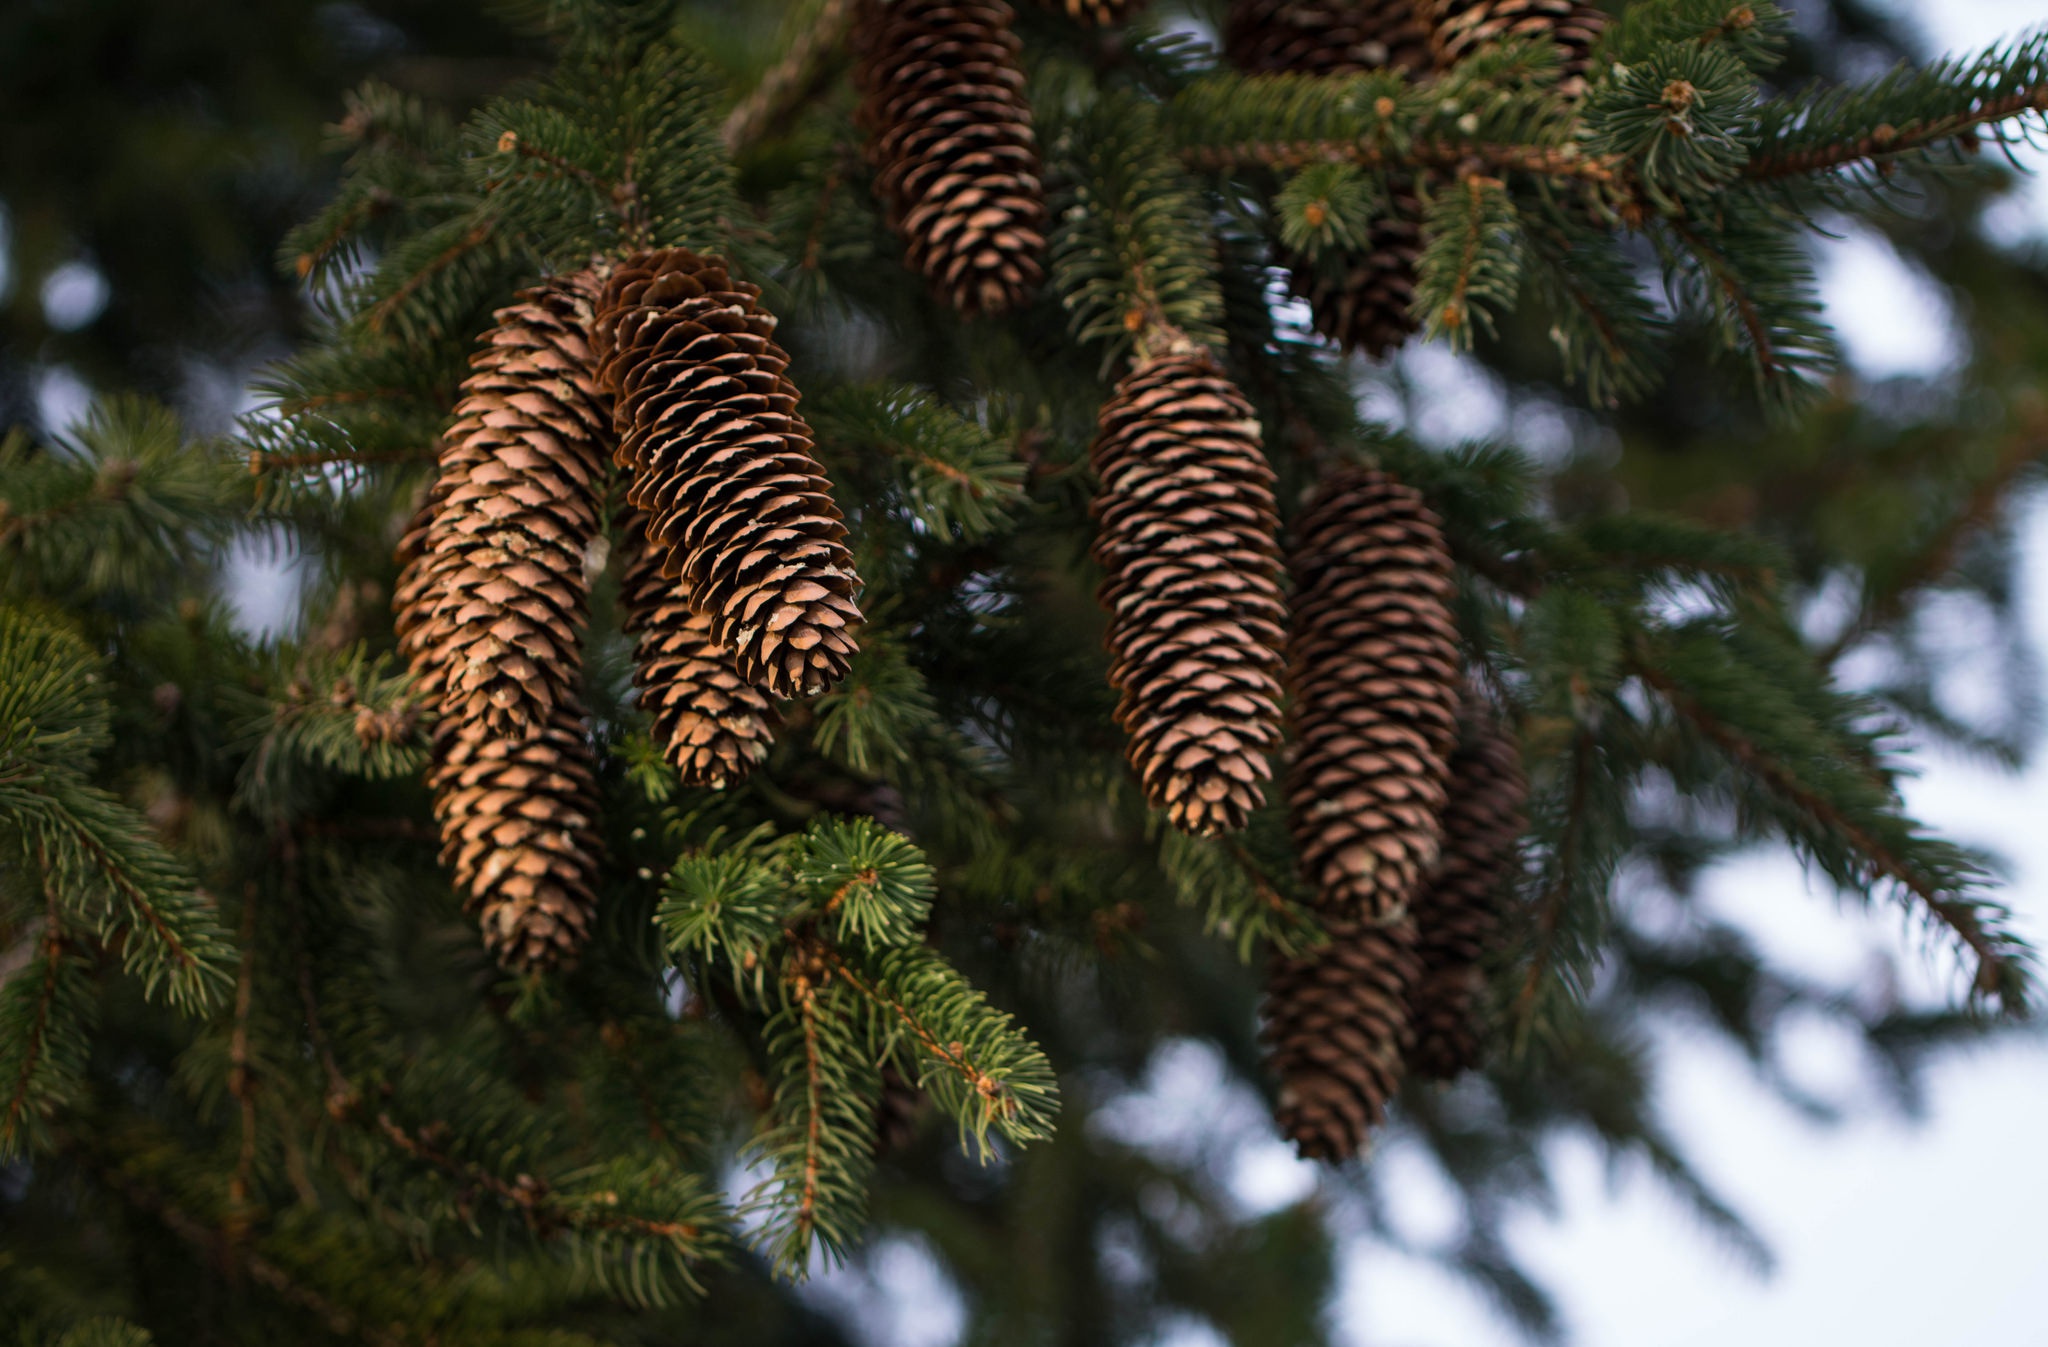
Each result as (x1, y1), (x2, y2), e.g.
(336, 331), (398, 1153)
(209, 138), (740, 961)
(4, 0), (2045, 1342)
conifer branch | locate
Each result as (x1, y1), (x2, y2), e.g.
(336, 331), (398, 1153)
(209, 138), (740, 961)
(1745, 83), (2048, 180)
(721, 0), (858, 152)
(1180, 138), (1624, 185)
(1514, 725), (1595, 1039)
(1633, 658), (2023, 1005)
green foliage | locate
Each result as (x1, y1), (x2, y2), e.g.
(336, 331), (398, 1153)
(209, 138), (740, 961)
(1415, 174), (1524, 349)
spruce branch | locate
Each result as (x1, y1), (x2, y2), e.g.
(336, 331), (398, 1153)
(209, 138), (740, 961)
(720, 0), (858, 152)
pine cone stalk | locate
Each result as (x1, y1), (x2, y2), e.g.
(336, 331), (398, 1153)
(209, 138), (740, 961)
(593, 249), (863, 700)
(1406, 710), (1526, 1079)
(1091, 340), (1288, 835)
(854, 0), (1047, 315)
(618, 511), (778, 789)
(392, 273), (611, 970)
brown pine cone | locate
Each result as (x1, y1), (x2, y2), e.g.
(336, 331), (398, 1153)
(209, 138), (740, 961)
(426, 703), (602, 972)
(593, 249), (863, 700)
(1290, 185), (1425, 359)
(617, 511), (778, 789)
(854, 0), (1046, 316)
(393, 273), (610, 739)
(1091, 343), (1287, 836)
(1422, 0), (1607, 94)
(1285, 468), (1461, 919)
(1407, 709), (1526, 1079)
(1222, 0), (1433, 76)
(1263, 912), (1419, 1161)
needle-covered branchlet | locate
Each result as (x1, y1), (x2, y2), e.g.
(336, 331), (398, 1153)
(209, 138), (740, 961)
(1091, 342), (1288, 836)
(854, 0), (1047, 316)
(1406, 711), (1527, 1080)
(593, 248), (863, 701)
(617, 510), (779, 790)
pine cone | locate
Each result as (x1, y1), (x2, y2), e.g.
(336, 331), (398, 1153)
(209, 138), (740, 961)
(1223, 0), (1433, 76)
(393, 273), (610, 738)
(426, 705), (601, 972)
(1407, 710), (1526, 1079)
(593, 249), (863, 700)
(854, 0), (1046, 316)
(1285, 468), (1461, 919)
(1033, 0), (1148, 21)
(392, 272), (611, 971)
(618, 511), (778, 789)
(1290, 185), (1425, 358)
(1422, 0), (1607, 94)
(1263, 912), (1419, 1161)
(1091, 344), (1287, 836)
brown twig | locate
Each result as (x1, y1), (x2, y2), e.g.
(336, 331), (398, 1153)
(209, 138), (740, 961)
(722, 0), (861, 153)
(1745, 85), (2048, 181)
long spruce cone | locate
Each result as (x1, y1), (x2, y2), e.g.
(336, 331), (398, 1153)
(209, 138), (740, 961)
(1286, 468), (1461, 919)
(1091, 343), (1287, 836)
(1407, 711), (1526, 1079)
(618, 511), (778, 789)
(393, 274), (610, 737)
(392, 273), (611, 971)
(1263, 912), (1419, 1161)
(427, 705), (602, 971)
(1222, 0), (1432, 76)
(1222, 1), (1431, 358)
(854, 0), (1046, 316)
(593, 249), (863, 700)
(1421, 0), (1607, 95)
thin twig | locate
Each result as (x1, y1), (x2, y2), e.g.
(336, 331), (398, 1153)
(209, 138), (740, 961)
(722, 0), (861, 153)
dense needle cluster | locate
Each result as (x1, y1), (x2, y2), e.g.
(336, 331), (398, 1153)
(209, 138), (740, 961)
(855, 0), (1047, 315)
(594, 248), (863, 700)
(1090, 342), (1288, 836)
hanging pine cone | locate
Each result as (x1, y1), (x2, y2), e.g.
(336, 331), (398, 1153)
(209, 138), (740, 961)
(593, 249), (863, 700)
(1262, 912), (1419, 1160)
(1222, 0), (1433, 76)
(1286, 468), (1461, 919)
(392, 273), (611, 971)
(1421, 0), (1607, 94)
(1406, 710), (1526, 1079)
(1091, 341), (1288, 836)
(427, 705), (602, 971)
(618, 510), (778, 790)
(393, 273), (610, 738)
(1290, 185), (1426, 359)
(854, 0), (1047, 316)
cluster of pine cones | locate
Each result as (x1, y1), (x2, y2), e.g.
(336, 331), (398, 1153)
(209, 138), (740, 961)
(392, 0), (1550, 1161)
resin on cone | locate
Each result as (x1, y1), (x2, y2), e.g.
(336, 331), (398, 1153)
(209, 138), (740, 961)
(618, 510), (778, 789)
(392, 272), (611, 970)
(1407, 709), (1526, 1079)
(1285, 467), (1461, 918)
(593, 249), (863, 700)
(854, 0), (1047, 315)
(1091, 340), (1287, 835)
(1263, 912), (1419, 1160)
